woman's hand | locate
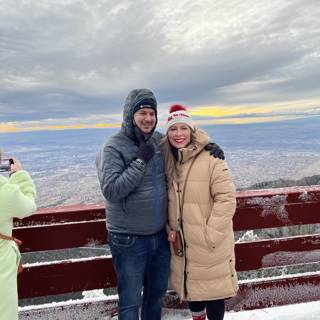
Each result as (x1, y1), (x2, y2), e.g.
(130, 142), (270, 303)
(10, 157), (23, 173)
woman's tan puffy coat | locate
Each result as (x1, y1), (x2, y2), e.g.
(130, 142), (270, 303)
(161, 129), (238, 301)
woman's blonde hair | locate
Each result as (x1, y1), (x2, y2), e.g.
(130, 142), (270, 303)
(160, 130), (197, 186)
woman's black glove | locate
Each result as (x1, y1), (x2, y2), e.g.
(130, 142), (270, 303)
(204, 142), (225, 160)
(137, 137), (155, 163)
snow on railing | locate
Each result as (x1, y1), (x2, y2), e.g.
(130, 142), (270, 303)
(16, 186), (320, 319)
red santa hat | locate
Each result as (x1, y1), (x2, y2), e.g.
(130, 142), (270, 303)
(165, 104), (194, 132)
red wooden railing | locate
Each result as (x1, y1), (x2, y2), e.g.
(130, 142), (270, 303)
(15, 186), (320, 318)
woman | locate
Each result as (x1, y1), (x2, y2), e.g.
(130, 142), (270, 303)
(0, 148), (37, 320)
(161, 105), (238, 320)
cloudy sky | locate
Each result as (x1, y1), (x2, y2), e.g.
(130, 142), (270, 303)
(0, 0), (319, 132)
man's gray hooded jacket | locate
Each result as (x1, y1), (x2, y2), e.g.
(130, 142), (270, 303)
(96, 89), (167, 235)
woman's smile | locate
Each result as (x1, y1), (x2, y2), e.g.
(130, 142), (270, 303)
(168, 123), (192, 149)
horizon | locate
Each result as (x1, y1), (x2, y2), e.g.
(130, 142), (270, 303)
(1, 115), (319, 209)
(1, 110), (319, 134)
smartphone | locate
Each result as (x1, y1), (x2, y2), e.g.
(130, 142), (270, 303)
(0, 158), (13, 172)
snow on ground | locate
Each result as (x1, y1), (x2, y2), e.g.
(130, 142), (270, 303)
(161, 301), (320, 320)
(19, 299), (320, 319)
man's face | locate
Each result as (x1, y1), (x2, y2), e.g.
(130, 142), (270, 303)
(133, 108), (156, 134)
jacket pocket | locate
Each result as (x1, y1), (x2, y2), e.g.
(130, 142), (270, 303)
(202, 223), (215, 251)
(10, 242), (21, 271)
(228, 257), (238, 293)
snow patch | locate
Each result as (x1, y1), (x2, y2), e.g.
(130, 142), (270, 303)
(246, 195), (289, 222)
(23, 254), (111, 268)
(297, 190), (317, 202)
(236, 230), (259, 243)
(224, 300), (320, 320)
(82, 289), (107, 299)
(262, 250), (320, 268)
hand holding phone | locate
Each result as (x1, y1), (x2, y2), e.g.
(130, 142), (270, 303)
(0, 158), (22, 173)
(9, 158), (23, 173)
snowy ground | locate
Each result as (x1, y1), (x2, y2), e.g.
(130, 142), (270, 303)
(161, 301), (320, 319)
(19, 299), (320, 319)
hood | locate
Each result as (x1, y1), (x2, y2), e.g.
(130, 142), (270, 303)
(121, 88), (157, 142)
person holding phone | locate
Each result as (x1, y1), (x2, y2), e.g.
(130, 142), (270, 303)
(0, 148), (37, 320)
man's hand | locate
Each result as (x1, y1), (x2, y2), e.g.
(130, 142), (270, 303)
(137, 137), (155, 163)
(204, 143), (225, 160)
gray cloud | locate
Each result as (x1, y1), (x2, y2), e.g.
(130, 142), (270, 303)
(0, 0), (319, 122)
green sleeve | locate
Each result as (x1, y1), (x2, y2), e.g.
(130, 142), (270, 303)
(0, 171), (37, 219)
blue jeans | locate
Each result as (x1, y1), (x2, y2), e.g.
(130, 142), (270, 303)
(108, 228), (170, 320)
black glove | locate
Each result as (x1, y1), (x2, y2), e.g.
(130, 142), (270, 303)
(204, 142), (225, 160)
(137, 140), (155, 163)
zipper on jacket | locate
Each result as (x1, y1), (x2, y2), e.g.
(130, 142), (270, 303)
(179, 150), (184, 164)
(177, 181), (188, 299)
(151, 158), (161, 231)
(182, 222), (188, 298)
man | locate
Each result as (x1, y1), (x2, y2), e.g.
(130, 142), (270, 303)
(96, 88), (224, 320)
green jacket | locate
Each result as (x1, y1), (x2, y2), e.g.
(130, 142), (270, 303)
(0, 170), (37, 320)
(0, 170), (37, 235)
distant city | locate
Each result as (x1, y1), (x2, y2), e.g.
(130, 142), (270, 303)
(1, 117), (319, 208)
